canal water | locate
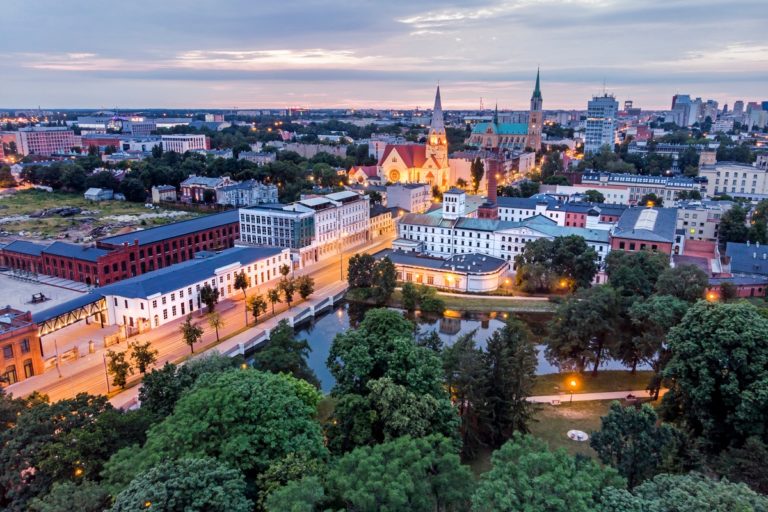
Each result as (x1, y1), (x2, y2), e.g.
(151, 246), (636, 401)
(289, 303), (645, 393)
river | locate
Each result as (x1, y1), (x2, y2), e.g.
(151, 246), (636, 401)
(284, 302), (644, 393)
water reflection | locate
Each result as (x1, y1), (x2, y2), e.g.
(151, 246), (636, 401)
(292, 303), (643, 393)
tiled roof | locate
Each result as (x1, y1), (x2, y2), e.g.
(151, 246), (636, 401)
(471, 122), (528, 135)
(99, 210), (238, 247)
(378, 144), (427, 168)
(350, 165), (378, 178)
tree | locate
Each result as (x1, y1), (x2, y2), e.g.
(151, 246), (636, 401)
(118, 177), (147, 202)
(584, 189), (605, 203)
(296, 275), (315, 301)
(470, 157), (485, 193)
(111, 458), (252, 512)
(131, 371), (326, 480)
(325, 435), (473, 512)
(638, 193), (662, 207)
(401, 282), (419, 311)
(347, 253), (375, 288)
(138, 354), (242, 419)
(627, 295), (689, 394)
(252, 320), (319, 387)
(443, 332), (488, 458)
(472, 433), (624, 512)
(714, 437), (768, 495)
(29, 480), (110, 512)
(371, 257), (397, 303)
(85, 170), (119, 191)
(591, 402), (682, 488)
(106, 349), (133, 388)
(267, 288), (281, 314)
(662, 301), (768, 453)
(655, 264), (709, 302)
(484, 318), (538, 446)
(456, 177), (468, 189)
(179, 314), (203, 353)
(547, 285), (621, 375)
(256, 453), (324, 510)
(199, 283), (219, 313)
(233, 270), (248, 299)
(719, 281), (739, 302)
(326, 309), (457, 452)
(718, 204), (749, 244)
(280, 276), (296, 307)
(599, 473), (768, 512)
(605, 250), (670, 298)
(128, 340), (158, 374)
(515, 236), (598, 292)
(248, 294), (268, 323)
(279, 263), (291, 277)
(265, 476), (325, 512)
(0, 394), (148, 511)
(207, 311), (224, 342)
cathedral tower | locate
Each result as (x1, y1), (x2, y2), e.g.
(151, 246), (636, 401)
(426, 85), (448, 168)
(527, 69), (543, 151)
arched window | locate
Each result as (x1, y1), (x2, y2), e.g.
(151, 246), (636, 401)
(4, 365), (18, 385)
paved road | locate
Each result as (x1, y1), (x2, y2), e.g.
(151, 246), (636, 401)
(7, 234), (394, 403)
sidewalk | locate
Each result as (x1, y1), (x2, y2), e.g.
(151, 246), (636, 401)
(527, 388), (667, 403)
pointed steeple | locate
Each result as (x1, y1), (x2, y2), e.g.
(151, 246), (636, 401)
(430, 85), (445, 133)
(493, 103), (499, 125)
(531, 68), (542, 100)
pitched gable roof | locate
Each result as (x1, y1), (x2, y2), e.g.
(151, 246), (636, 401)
(378, 144), (427, 168)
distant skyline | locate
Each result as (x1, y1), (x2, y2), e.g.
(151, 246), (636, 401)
(2, 0), (767, 111)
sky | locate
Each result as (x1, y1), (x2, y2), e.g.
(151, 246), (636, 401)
(2, 0), (767, 111)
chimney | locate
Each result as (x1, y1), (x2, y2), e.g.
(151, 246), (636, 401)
(487, 158), (499, 205)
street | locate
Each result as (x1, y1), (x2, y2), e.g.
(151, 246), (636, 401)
(6, 233), (395, 403)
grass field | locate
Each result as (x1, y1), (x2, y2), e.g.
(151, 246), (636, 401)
(529, 400), (612, 457)
(386, 289), (557, 313)
(0, 189), (197, 239)
(532, 370), (654, 396)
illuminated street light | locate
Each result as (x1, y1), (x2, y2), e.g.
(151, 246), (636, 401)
(569, 378), (577, 403)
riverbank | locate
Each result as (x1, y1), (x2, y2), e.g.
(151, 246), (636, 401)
(346, 289), (557, 313)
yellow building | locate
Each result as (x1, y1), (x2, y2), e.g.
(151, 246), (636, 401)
(378, 86), (451, 190)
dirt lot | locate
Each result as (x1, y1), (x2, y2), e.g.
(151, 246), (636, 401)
(0, 189), (198, 242)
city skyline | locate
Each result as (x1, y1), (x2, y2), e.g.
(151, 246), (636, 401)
(3, 0), (767, 110)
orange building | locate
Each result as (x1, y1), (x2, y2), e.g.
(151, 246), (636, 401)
(0, 307), (43, 385)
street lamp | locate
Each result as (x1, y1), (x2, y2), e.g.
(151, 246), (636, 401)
(569, 378), (577, 403)
(338, 231), (349, 280)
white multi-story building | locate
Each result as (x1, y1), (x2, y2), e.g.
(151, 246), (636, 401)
(238, 151), (276, 165)
(584, 94), (619, 154)
(675, 200), (732, 242)
(699, 162), (768, 199)
(580, 172), (704, 204)
(385, 183), (432, 213)
(102, 247), (290, 329)
(216, 180), (278, 207)
(18, 127), (81, 156)
(161, 134), (208, 153)
(394, 190), (611, 267)
(239, 190), (370, 267)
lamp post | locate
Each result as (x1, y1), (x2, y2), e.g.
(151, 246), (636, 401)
(338, 231), (348, 281)
(569, 378), (577, 403)
(102, 353), (111, 393)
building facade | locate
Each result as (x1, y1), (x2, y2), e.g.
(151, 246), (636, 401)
(161, 134), (209, 153)
(584, 94), (619, 154)
(18, 127), (81, 156)
(215, 180), (278, 207)
(699, 162), (768, 199)
(0, 307), (43, 385)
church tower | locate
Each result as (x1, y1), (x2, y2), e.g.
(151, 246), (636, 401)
(426, 85), (448, 168)
(527, 69), (543, 151)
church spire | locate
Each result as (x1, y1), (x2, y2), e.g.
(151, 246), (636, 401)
(430, 85), (445, 133)
(531, 67), (542, 100)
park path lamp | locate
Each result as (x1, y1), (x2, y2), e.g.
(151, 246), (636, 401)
(569, 378), (577, 403)
(706, 290), (718, 302)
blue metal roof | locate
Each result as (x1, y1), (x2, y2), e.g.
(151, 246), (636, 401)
(98, 246), (284, 299)
(2, 240), (47, 256)
(99, 210), (239, 247)
(471, 122), (528, 135)
(726, 242), (768, 276)
(43, 242), (111, 262)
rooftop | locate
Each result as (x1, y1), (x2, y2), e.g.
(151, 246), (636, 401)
(374, 249), (508, 274)
(98, 247), (285, 300)
(0, 306), (33, 336)
(726, 241), (768, 276)
(99, 209), (239, 247)
(612, 207), (678, 243)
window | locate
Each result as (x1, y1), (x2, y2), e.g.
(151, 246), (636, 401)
(23, 359), (34, 379)
(162, 297), (167, 305)
(3, 345), (13, 359)
(152, 300), (157, 308)
(20, 339), (30, 354)
(163, 309), (168, 320)
(4, 365), (17, 385)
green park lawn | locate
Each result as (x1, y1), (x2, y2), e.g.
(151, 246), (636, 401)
(532, 370), (654, 396)
(385, 289), (556, 313)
